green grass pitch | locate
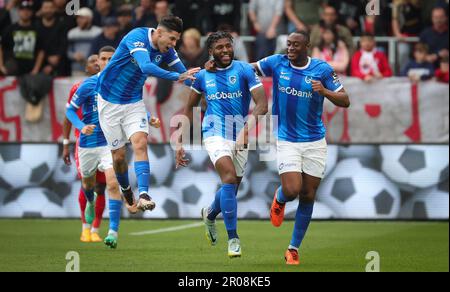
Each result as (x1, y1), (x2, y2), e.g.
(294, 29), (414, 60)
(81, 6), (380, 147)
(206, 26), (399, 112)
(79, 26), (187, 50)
(0, 219), (447, 272)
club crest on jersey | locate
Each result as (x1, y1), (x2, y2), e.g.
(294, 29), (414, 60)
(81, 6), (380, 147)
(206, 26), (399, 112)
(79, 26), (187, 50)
(305, 76), (313, 84)
(229, 76), (237, 84)
(155, 55), (162, 63)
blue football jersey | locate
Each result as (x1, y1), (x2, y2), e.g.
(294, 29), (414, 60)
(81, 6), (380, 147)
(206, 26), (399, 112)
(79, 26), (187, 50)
(257, 55), (344, 143)
(97, 27), (184, 105)
(191, 61), (262, 141)
(68, 74), (107, 148)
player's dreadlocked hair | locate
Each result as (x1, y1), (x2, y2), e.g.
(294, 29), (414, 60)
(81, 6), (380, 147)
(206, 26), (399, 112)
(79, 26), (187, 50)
(159, 15), (184, 33)
(205, 31), (234, 51)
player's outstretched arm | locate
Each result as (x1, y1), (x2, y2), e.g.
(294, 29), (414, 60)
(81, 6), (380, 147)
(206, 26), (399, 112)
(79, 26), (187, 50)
(312, 80), (350, 108)
(175, 89), (202, 168)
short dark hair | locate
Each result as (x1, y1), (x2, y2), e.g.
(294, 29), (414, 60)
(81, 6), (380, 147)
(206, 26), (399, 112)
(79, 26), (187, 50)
(99, 46), (116, 54)
(205, 31), (234, 51)
(291, 30), (310, 44)
(159, 15), (183, 33)
(361, 32), (375, 39)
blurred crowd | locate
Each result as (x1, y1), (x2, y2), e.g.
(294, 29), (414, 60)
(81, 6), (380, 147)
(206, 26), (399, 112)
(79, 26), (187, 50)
(0, 0), (448, 121)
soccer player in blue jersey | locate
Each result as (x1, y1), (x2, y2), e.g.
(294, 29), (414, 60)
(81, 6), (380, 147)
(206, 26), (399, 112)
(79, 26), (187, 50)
(255, 31), (350, 265)
(65, 46), (124, 248)
(175, 31), (268, 258)
(96, 15), (199, 213)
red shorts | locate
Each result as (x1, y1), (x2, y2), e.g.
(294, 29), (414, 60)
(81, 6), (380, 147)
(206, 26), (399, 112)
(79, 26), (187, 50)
(75, 139), (107, 184)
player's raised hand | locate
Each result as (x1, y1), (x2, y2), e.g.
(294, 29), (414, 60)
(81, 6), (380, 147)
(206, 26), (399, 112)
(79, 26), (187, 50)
(175, 146), (189, 169)
(62, 145), (71, 166)
(312, 80), (326, 95)
(179, 67), (201, 82)
(149, 117), (161, 128)
(81, 125), (96, 135)
(204, 60), (217, 72)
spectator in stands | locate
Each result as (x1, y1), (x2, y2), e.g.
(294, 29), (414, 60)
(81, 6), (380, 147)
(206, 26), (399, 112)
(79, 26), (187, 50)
(0, 0), (44, 77)
(207, 0), (241, 33)
(435, 56), (449, 83)
(217, 23), (249, 63)
(172, 0), (209, 34)
(93, 0), (115, 27)
(392, 0), (423, 72)
(351, 33), (393, 82)
(53, 0), (76, 31)
(401, 43), (435, 82)
(153, 0), (170, 23)
(116, 4), (134, 38)
(310, 5), (355, 55)
(178, 28), (208, 69)
(360, 0), (392, 36)
(89, 17), (120, 56)
(0, 0), (12, 36)
(249, 0), (284, 61)
(420, 7), (449, 66)
(37, 0), (67, 76)
(311, 25), (349, 75)
(0, 0), (52, 122)
(134, 0), (157, 28)
(284, 0), (325, 33)
(421, 0), (449, 27)
(327, 0), (365, 36)
(67, 7), (101, 75)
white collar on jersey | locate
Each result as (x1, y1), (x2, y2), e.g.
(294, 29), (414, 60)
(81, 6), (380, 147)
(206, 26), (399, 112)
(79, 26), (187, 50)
(148, 28), (158, 50)
(216, 61), (234, 71)
(290, 57), (311, 70)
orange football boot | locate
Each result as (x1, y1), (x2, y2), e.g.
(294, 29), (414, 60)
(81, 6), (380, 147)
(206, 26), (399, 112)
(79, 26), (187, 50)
(285, 249), (300, 265)
(270, 191), (286, 227)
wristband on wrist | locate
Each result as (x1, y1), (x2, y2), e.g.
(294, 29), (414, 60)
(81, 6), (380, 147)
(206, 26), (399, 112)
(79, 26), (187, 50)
(63, 139), (70, 145)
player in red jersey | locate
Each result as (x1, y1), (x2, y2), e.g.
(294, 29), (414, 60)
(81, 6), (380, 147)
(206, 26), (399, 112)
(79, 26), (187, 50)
(62, 54), (106, 243)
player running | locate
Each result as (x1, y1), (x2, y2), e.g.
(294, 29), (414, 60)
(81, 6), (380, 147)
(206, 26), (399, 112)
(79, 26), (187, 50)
(176, 31), (268, 258)
(255, 31), (350, 265)
(96, 15), (199, 213)
(62, 54), (106, 243)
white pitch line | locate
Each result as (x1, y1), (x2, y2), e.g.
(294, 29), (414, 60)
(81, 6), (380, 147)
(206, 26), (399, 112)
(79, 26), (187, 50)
(130, 222), (203, 236)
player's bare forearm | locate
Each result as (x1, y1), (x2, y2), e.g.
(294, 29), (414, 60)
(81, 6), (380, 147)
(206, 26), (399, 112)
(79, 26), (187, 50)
(62, 116), (72, 140)
(236, 86), (268, 148)
(324, 89), (350, 108)
(179, 90), (202, 144)
(250, 86), (268, 125)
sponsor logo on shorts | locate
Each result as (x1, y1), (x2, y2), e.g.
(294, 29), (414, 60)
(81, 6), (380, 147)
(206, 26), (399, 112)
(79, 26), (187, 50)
(155, 55), (162, 63)
(140, 118), (147, 128)
(112, 139), (119, 147)
(279, 163), (297, 171)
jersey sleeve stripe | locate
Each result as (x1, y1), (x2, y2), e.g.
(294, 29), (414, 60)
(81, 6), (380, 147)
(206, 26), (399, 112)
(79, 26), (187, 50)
(130, 48), (148, 54)
(333, 85), (344, 92)
(249, 83), (263, 92)
(191, 86), (201, 94)
(70, 101), (80, 109)
(256, 61), (266, 77)
(168, 58), (181, 67)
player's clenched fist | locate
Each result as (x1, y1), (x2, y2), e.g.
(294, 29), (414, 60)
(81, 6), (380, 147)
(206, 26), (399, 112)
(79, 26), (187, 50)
(81, 124), (96, 135)
(149, 117), (161, 128)
(175, 146), (189, 169)
(312, 80), (326, 95)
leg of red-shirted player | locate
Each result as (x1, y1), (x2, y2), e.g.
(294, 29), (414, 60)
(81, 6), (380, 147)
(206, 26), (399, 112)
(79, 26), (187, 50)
(91, 183), (106, 242)
(79, 188), (91, 242)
